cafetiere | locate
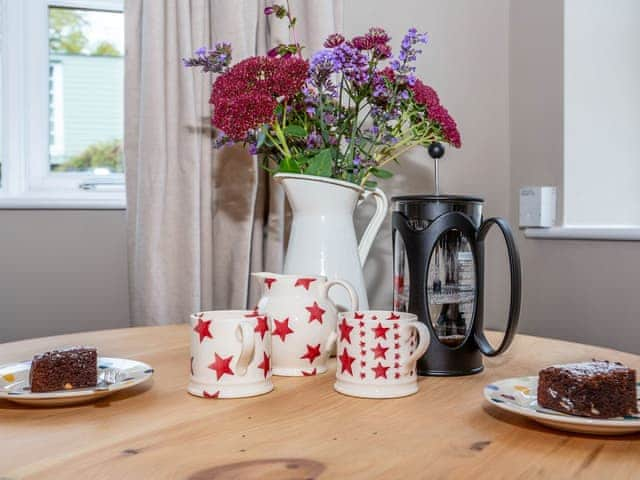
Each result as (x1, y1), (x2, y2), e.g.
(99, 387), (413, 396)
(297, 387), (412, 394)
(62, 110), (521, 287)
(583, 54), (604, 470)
(392, 144), (521, 376)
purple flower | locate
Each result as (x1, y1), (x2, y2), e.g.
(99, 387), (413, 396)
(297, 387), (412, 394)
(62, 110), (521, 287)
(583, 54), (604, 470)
(333, 43), (369, 85)
(391, 28), (428, 83)
(308, 49), (338, 93)
(264, 6), (274, 15)
(183, 42), (232, 74)
(306, 131), (323, 149)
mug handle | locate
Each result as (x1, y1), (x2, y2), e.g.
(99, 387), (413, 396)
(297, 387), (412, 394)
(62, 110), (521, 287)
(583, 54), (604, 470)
(320, 331), (338, 365)
(322, 279), (359, 311)
(401, 321), (430, 375)
(234, 321), (256, 376)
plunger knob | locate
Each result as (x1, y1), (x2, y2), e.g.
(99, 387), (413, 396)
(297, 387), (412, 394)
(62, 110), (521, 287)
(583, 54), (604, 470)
(428, 142), (445, 159)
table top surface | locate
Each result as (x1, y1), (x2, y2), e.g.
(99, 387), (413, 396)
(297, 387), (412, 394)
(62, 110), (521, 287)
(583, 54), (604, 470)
(1, 326), (639, 480)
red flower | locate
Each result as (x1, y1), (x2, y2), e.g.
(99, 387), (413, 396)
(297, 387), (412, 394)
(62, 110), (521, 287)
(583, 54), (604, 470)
(428, 104), (461, 148)
(272, 57), (309, 99)
(411, 78), (440, 108)
(213, 93), (276, 141)
(366, 27), (391, 45)
(324, 33), (345, 48)
(350, 35), (376, 51)
(209, 55), (308, 141)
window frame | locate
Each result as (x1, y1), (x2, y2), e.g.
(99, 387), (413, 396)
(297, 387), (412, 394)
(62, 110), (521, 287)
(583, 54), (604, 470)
(0, 0), (125, 209)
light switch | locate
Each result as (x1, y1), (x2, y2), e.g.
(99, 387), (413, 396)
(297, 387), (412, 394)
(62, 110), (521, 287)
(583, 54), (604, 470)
(519, 186), (557, 228)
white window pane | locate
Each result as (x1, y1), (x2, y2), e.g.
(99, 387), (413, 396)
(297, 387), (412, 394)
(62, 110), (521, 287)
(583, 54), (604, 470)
(564, 0), (640, 226)
(48, 7), (123, 175)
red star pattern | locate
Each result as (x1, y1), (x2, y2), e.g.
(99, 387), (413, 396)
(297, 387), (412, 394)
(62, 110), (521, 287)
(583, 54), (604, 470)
(339, 318), (354, 343)
(264, 277), (277, 289)
(360, 349), (367, 356)
(257, 352), (270, 378)
(203, 390), (220, 398)
(394, 372), (401, 379)
(360, 372), (366, 379)
(371, 343), (389, 359)
(272, 317), (294, 342)
(393, 323), (400, 329)
(306, 302), (326, 324)
(359, 330), (366, 337)
(294, 277), (316, 290)
(372, 315), (378, 320)
(359, 321), (365, 327)
(208, 353), (234, 380)
(387, 312), (401, 320)
(300, 344), (322, 364)
(339, 348), (356, 375)
(394, 353), (400, 360)
(394, 333), (401, 340)
(372, 362), (390, 379)
(360, 360), (366, 367)
(372, 322), (390, 339)
(394, 342), (400, 349)
(193, 317), (213, 343)
(302, 368), (317, 376)
(394, 362), (400, 368)
(254, 316), (269, 340)
(353, 312), (365, 320)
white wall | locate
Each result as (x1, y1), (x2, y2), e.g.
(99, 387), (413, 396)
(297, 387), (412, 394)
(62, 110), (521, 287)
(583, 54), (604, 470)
(0, 210), (129, 342)
(564, 0), (640, 225)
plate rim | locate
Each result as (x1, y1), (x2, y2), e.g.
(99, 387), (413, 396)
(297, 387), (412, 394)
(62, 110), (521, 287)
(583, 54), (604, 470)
(484, 376), (640, 428)
(0, 356), (153, 400)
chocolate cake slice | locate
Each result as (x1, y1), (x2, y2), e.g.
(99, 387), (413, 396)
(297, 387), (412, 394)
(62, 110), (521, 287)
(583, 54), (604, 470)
(29, 347), (97, 393)
(537, 360), (638, 418)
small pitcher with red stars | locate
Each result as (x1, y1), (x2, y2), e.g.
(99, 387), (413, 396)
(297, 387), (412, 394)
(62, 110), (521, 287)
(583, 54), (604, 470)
(252, 273), (359, 376)
(334, 311), (430, 398)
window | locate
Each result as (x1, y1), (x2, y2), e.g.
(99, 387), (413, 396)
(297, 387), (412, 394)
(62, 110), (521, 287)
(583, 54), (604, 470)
(564, 0), (640, 227)
(0, 0), (124, 208)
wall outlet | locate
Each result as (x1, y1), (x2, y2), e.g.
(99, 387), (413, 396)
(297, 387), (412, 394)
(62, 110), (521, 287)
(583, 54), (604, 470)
(519, 186), (557, 227)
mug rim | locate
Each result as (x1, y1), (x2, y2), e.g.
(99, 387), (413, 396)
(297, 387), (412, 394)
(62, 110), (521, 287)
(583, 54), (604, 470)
(251, 272), (328, 281)
(339, 310), (417, 322)
(190, 310), (261, 321)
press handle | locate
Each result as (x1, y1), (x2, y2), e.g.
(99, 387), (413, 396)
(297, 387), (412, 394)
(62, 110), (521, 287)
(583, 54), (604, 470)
(235, 321), (256, 376)
(475, 217), (521, 357)
(357, 187), (389, 265)
(322, 279), (359, 311)
(401, 321), (430, 375)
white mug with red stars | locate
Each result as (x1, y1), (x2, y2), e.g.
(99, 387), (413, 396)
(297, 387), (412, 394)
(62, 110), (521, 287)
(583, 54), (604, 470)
(188, 310), (273, 399)
(252, 272), (359, 376)
(334, 311), (430, 398)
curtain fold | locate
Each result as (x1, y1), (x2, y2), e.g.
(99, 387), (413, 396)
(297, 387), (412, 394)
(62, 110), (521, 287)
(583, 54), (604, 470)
(125, 0), (342, 326)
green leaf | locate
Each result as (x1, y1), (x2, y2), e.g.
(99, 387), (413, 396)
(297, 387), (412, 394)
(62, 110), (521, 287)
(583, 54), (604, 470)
(370, 167), (393, 179)
(283, 124), (307, 138)
(364, 180), (378, 189)
(278, 156), (302, 174)
(305, 149), (333, 177)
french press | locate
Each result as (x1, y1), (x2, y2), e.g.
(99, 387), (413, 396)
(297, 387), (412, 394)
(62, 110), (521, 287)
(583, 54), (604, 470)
(391, 144), (521, 376)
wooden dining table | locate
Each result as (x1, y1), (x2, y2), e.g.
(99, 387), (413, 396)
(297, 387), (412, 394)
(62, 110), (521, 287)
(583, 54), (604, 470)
(1, 325), (639, 479)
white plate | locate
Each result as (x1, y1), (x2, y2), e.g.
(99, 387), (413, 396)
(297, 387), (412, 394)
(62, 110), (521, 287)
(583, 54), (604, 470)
(484, 376), (640, 435)
(0, 357), (153, 407)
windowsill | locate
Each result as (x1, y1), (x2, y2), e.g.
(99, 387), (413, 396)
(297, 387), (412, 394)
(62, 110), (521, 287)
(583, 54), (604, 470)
(0, 193), (126, 210)
(523, 226), (640, 241)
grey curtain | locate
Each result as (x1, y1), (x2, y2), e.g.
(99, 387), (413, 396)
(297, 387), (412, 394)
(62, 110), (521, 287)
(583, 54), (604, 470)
(125, 0), (342, 326)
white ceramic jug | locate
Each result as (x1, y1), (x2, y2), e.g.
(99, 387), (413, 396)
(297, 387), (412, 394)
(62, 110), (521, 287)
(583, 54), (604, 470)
(274, 173), (388, 311)
(252, 272), (359, 376)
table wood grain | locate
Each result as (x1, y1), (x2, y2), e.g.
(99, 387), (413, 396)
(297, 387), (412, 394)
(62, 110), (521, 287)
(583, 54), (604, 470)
(1, 326), (639, 479)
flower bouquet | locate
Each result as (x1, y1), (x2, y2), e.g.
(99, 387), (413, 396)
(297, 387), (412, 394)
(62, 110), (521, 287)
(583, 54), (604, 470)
(183, 2), (460, 189)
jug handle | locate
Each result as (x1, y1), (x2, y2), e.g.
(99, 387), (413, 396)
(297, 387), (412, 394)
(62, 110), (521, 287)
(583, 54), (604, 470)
(357, 187), (389, 266)
(475, 217), (522, 357)
(321, 279), (359, 311)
